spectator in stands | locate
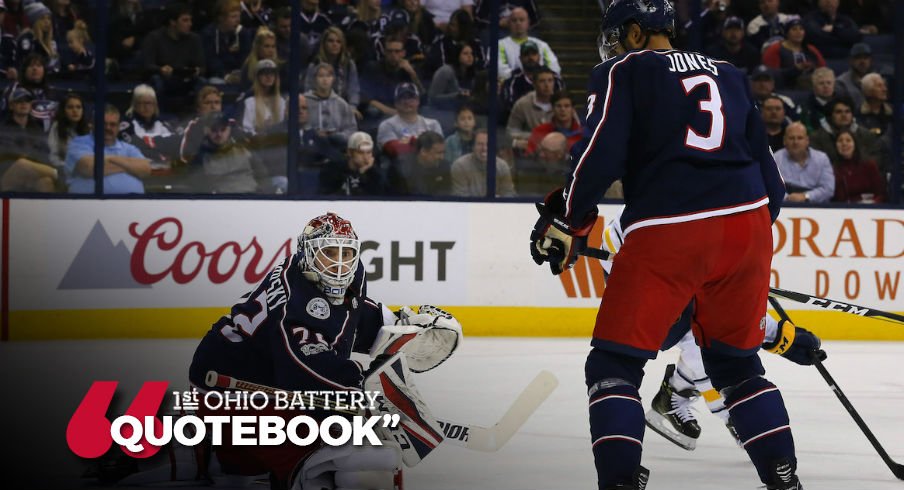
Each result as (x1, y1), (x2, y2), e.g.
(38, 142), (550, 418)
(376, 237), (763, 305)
(374, 14), (426, 68)
(444, 105), (476, 164)
(507, 67), (555, 150)
(773, 122), (834, 203)
(60, 20), (93, 79)
(803, 0), (861, 59)
(377, 82), (442, 160)
(423, 0), (472, 32)
(515, 131), (570, 197)
(1, 53), (57, 129)
(119, 84), (179, 164)
(761, 95), (787, 151)
(65, 104), (150, 194)
(319, 131), (387, 195)
(241, 59), (286, 136)
(747, 0), (791, 49)
(0, 1), (17, 79)
(428, 43), (477, 111)
(831, 128), (885, 203)
(0, 88), (57, 192)
(109, 0), (152, 77)
(304, 62), (357, 149)
(858, 73), (891, 136)
(394, 0), (438, 47)
(2, 0), (26, 38)
(497, 7), (559, 81)
(704, 16), (759, 74)
(187, 111), (268, 193)
(360, 38), (423, 127)
(304, 26), (360, 110)
(142, 3), (204, 108)
(839, 0), (885, 34)
(810, 97), (882, 169)
(202, 0), (252, 85)
(835, 43), (872, 111)
(525, 92), (581, 156)
(241, 27), (283, 88)
(180, 86), (229, 163)
(451, 128), (515, 197)
(239, 0), (270, 31)
(48, 0), (77, 49)
(500, 40), (564, 113)
(801, 67), (835, 130)
(475, 0), (539, 30)
(425, 8), (484, 75)
(352, 0), (382, 35)
(762, 17), (825, 89)
(17, 2), (60, 74)
(272, 7), (311, 66)
(47, 92), (89, 171)
(749, 65), (800, 121)
(299, 0), (332, 48)
(389, 130), (451, 196)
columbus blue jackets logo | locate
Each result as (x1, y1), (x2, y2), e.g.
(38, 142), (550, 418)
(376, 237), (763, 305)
(306, 297), (331, 320)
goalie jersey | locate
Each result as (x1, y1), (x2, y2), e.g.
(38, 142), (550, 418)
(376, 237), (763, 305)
(189, 254), (385, 392)
(564, 49), (785, 234)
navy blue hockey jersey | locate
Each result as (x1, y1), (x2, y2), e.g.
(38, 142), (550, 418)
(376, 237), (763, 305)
(189, 254), (385, 393)
(565, 49), (785, 234)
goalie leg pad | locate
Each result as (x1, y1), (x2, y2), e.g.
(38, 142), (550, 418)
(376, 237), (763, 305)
(585, 348), (647, 489)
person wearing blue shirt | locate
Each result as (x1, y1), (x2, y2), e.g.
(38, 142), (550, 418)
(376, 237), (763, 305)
(65, 104), (150, 194)
(772, 122), (835, 203)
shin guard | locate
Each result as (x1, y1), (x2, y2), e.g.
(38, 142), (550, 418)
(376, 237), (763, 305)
(588, 380), (645, 489)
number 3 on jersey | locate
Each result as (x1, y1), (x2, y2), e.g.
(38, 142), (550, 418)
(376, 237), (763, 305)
(681, 74), (725, 152)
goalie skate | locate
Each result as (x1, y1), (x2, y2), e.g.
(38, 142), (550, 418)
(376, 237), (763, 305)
(644, 364), (701, 451)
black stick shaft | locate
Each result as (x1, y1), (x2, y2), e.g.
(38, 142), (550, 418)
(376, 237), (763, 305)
(768, 288), (904, 325)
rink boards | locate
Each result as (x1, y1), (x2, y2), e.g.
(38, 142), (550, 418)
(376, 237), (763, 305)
(2, 199), (902, 341)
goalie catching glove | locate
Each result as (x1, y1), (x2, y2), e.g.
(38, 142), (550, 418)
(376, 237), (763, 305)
(369, 305), (462, 373)
(530, 188), (597, 275)
(763, 319), (827, 365)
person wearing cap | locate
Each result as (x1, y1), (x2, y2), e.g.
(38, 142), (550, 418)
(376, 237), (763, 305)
(746, 0), (791, 50)
(749, 65), (801, 122)
(187, 110), (268, 194)
(241, 58), (286, 135)
(762, 16), (825, 89)
(0, 86), (57, 192)
(319, 130), (388, 195)
(0, 52), (57, 129)
(303, 62), (358, 147)
(0, 1), (17, 79)
(704, 16), (759, 74)
(201, 0), (253, 84)
(376, 82), (442, 159)
(500, 39), (564, 111)
(497, 6), (559, 81)
(141, 2), (204, 103)
(16, 1), (60, 73)
(65, 104), (151, 194)
(802, 0), (861, 59)
(835, 42), (873, 110)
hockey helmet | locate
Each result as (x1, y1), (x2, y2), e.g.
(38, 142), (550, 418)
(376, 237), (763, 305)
(598, 0), (675, 61)
(297, 213), (361, 303)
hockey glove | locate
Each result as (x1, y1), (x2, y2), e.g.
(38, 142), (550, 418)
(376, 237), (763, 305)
(530, 188), (598, 275)
(601, 216), (625, 257)
(763, 319), (827, 365)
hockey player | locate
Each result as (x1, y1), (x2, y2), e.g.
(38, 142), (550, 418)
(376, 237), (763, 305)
(188, 212), (463, 490)
(529, 0), (804, 488)
(601, 215), (826, 451)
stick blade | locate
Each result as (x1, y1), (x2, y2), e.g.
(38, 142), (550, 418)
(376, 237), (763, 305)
(465, 370), (559, 452)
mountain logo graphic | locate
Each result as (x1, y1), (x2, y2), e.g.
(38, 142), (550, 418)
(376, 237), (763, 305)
(58, 221), (151, 290)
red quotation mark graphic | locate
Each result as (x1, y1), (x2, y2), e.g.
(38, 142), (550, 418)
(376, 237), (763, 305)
(66, 381), (169, 459)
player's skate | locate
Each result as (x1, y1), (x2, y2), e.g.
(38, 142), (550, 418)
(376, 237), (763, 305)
(602, 466), (649, 490)
(644, 364), (701, 450)
(766, 459), (803, 489)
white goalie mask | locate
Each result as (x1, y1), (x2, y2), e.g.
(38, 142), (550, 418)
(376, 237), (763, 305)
(297, 213), (361, 304)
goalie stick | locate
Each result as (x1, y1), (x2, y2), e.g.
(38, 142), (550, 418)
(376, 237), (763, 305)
(768, 296), (904, 480)
(204, 369), (558, 452)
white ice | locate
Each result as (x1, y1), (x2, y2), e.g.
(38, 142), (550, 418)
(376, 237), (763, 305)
(2, 338), (902, 489)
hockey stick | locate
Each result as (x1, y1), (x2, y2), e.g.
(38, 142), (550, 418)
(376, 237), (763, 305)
(768, 297), (904, 480)
(767, 287), (904, 326)
(205, 370), (559, 452)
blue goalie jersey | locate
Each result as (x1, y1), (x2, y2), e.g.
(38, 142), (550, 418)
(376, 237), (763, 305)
(189, 254), (386, 393)
(565, 49), (785, 234)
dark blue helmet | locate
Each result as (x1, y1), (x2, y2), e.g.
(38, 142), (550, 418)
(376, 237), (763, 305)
(598, 0), (675, 60)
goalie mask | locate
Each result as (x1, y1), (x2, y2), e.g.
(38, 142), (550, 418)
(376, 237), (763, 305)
(297, 213), (361, 304)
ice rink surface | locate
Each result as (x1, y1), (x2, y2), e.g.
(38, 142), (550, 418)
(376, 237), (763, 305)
(2, 337), (903, 489)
